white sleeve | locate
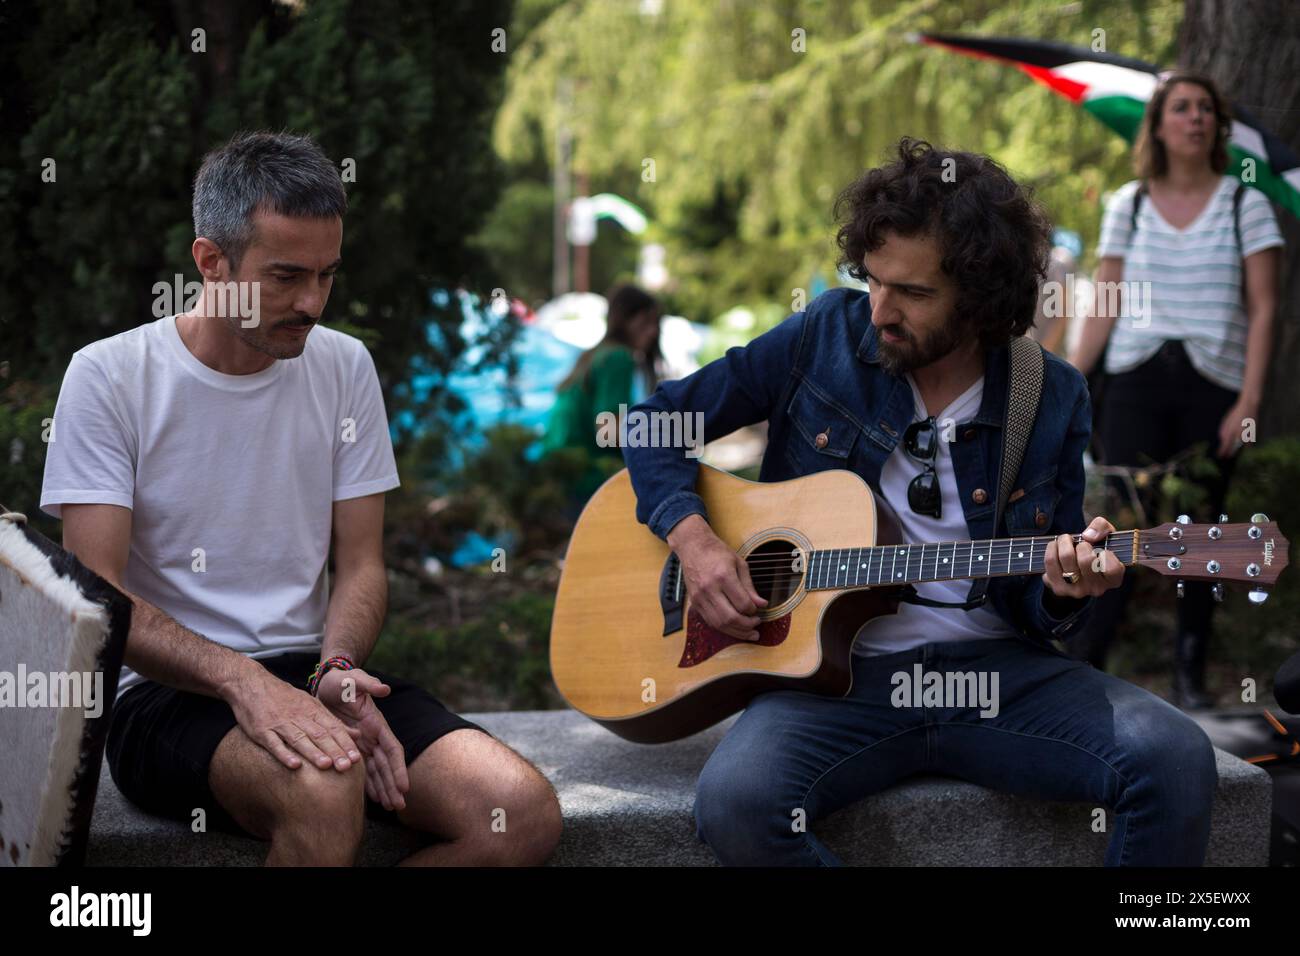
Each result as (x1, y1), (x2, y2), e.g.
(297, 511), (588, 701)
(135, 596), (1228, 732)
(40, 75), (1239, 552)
(40, 352), (138, 518)
(333, 343), (400, 501)
(1096, 184), (1135, 259)
(1239, 187), (1284, 259)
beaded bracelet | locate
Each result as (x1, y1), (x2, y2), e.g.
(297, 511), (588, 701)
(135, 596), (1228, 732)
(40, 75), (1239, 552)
(307, 654), (355, 696)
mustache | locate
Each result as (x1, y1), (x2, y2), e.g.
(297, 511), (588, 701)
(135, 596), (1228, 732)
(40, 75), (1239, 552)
(276, 318), (318, 329)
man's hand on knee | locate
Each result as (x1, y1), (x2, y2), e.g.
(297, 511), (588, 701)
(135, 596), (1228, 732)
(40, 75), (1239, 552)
(225, 663), (362, 773)
(317, 667), (410, 812)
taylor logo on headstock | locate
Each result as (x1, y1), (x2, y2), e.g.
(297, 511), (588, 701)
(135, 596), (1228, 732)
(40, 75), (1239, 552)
(1266, 539), (1275, 566)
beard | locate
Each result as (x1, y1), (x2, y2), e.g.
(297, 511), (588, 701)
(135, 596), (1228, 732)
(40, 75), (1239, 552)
(221, 314), (313, 360)
(875, 313), (969, 376)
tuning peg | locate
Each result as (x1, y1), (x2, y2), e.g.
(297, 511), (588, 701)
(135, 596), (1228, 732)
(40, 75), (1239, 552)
(1176, 579), (1185, 599)
(1251, 513), (1269, 524)
(1211, 582), (1224, 603)
(1248, 588), (1269, 605)
(1219, 514), (1229, 523)
(1176, 514), (1191, 525)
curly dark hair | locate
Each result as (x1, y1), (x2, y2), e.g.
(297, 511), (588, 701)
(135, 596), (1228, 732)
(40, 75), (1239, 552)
(834, 137), (1053, 348)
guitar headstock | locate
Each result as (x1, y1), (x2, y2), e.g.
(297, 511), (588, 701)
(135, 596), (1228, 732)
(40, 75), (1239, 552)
(1134, 513), (1288, 604)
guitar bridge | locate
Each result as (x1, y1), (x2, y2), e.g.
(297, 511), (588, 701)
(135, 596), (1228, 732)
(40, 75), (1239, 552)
(660, 552), (685, 636)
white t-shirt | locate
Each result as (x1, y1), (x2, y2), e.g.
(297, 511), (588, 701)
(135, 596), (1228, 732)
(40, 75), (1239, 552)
(1097, 176), (1283, 391)
(852, 373), (1019, 656)
(40, 316), (401, 696)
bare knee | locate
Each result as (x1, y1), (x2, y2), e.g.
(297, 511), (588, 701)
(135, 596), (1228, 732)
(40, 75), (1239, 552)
(267, 760), (367, 861)
(396, 731), (563, 866)
(212, 730), (366, 865)
(473, 768), (562, 866)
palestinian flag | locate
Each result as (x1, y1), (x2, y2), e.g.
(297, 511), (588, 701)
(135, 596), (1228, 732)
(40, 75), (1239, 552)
(914, 33), (1300, 220)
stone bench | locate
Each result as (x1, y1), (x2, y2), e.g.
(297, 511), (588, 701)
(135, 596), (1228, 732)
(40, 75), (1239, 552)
(86, 708), (1272, 866)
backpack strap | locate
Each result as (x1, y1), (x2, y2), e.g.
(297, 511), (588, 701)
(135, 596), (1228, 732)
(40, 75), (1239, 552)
(1232, 180), (1246, 254)
(1129, 180), (1148, 240)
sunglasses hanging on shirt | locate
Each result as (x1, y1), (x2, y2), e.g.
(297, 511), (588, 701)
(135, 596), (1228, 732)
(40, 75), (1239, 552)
(903, 416), (942, 519)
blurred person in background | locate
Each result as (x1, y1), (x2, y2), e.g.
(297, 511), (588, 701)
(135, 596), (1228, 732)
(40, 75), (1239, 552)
(1068, 71), (1284, 709)
(1031, 229), (1083, 357)
(543, 283), (663, 507)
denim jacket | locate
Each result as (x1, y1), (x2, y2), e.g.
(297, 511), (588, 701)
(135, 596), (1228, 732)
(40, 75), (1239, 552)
(622, 287), (1096, 652)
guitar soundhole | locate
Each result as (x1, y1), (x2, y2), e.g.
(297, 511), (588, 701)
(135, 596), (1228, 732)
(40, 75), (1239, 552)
(745, 538), (803, 606)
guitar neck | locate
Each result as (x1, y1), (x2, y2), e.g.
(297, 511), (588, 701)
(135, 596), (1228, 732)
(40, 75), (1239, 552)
(803, 531), (1138, 592)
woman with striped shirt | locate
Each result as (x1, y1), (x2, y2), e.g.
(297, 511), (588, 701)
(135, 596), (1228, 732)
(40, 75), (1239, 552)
(1069, 71), (1284, 709)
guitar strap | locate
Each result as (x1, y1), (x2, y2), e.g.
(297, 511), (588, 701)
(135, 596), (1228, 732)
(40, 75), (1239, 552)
(897, 335), (1045, 611)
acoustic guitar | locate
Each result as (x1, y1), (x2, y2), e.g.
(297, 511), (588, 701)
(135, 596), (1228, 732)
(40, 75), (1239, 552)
(550, 464), (1289, 743)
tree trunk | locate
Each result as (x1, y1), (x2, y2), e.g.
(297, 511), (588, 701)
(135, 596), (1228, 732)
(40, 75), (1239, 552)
(1179, 0), (1300, 437)
(167, 0), (273, 156)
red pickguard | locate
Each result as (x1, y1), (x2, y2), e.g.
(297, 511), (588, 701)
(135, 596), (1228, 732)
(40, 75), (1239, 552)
(678, 607), (792, 667)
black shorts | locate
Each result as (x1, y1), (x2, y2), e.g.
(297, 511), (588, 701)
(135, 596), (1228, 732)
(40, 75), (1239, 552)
(105, 651), (490, 836)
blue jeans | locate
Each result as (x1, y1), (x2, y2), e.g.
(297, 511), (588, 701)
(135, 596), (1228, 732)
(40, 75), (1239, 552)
(694, 637), (1217, 866)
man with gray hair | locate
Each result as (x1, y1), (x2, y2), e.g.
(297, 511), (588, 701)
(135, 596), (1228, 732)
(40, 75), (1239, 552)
(41, 131), (562, 865)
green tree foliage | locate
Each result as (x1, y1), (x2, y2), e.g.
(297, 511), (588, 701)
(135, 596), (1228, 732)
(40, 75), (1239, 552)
(0, 0), (197, 379)
(491, 0), (1183, 322)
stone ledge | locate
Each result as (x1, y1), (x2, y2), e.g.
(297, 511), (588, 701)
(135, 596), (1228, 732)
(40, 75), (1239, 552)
(86, 708), (1272, 866)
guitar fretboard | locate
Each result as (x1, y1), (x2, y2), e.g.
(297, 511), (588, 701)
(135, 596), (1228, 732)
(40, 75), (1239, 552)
(801, 531), (1137, 591)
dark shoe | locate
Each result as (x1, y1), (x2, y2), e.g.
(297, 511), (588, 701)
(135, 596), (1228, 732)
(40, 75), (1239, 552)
(1174, 629), (1213, 710)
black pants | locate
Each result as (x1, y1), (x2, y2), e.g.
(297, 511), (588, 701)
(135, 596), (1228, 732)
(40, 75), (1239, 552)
(1068, 340), (1240, 673)
(107, 651), (489, 835)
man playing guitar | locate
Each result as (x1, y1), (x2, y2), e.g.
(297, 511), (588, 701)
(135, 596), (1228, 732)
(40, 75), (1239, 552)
(622, 137), (1219, 866)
